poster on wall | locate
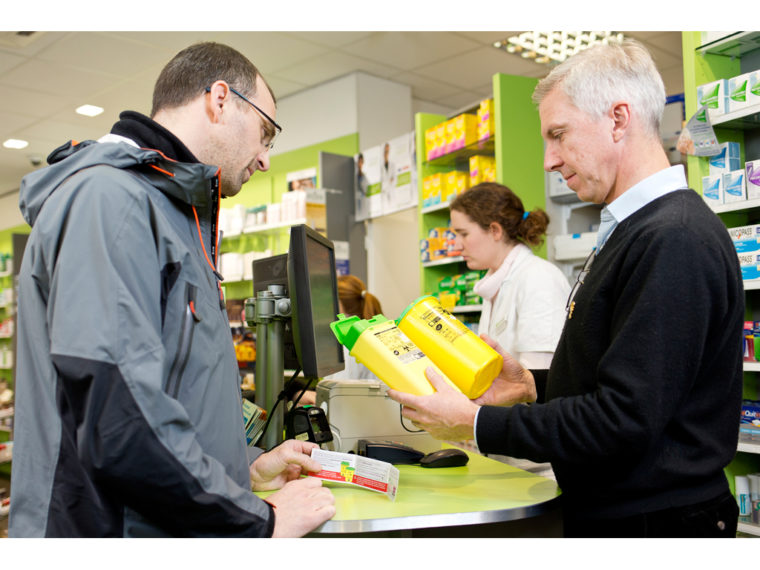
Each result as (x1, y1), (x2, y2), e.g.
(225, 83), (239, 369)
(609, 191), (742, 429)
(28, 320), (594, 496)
(286, 167), (317, 191)
(355, 146), (382, 221)
(354, 132), (416, 221)
(381, 132), (417, 216)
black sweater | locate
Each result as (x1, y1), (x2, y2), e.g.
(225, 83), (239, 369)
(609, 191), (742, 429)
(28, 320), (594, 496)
(477, 189), (744, 519)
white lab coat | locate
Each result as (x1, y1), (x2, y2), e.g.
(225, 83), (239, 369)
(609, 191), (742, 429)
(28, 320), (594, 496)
(478, 244), (570, 365)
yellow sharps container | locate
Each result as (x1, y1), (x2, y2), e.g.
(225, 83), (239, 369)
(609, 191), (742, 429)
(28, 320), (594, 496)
(396, 295), (501, 399)
(330, 313), (460, 396)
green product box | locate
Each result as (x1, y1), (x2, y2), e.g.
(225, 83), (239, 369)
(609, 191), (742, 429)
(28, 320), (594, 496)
(438, 274), (461, 291)
(462, 290), (482, 305)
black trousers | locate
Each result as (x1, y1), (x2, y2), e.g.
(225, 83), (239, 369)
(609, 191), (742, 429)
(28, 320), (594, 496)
(562, 491), (739, 538)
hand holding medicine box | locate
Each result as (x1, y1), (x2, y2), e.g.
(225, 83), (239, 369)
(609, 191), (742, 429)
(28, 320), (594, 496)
(308, 448), (399, 501)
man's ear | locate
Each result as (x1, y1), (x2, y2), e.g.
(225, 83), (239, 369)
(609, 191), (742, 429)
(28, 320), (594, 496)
(610, 101), (631, 143)
(205, 81), (231, 123)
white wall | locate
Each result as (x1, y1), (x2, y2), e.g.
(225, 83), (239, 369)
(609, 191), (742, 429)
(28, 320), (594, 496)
(366, 207), (420, 319)
(356, 73), (413, 149)
(274, 74), (359, 154)
(275, 71), (420, 315)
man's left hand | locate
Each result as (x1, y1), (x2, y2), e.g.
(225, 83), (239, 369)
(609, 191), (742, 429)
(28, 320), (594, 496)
(387, 367), (480, 441)
(249, 439), (323, 491)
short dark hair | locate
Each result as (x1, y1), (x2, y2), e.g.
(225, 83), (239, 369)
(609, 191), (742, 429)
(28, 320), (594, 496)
(150, 42), (275, 117)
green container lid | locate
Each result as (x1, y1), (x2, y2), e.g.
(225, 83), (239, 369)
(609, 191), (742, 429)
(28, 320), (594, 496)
(330, 313), (390, 351)
(396, 294), (435, 325)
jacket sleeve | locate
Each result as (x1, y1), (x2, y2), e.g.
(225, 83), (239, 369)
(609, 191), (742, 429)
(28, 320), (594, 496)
(46, 169), (274, 536)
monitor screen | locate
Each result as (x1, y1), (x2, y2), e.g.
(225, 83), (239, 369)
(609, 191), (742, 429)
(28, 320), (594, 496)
(288, 224), (344, 378)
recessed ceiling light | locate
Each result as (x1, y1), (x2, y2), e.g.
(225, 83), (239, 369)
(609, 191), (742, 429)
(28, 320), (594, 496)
(3, 139), (29, 149)
(76, 104), (104, 117)
(494, 31), (627, 65)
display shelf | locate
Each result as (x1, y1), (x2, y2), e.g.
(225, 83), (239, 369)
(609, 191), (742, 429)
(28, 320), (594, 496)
(416, 73), (544, 303)
(745, 280), (760, 291)
(422, 256), (464, 268)
(712, 103), (760, 130)
(737, 437), (760, 454)
(696, 32), (760, 58)
(426, 137), (495, 169)
(738, 521), (760, 537)
(710, 197), (760, 215)
(224, 217), (307, 239)
(451, 305), (482, 314)
(421, 201), (454, 215)
(745, 362), (760, 372)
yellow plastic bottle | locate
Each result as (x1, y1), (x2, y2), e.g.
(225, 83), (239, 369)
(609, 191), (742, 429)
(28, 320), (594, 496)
(396, 295), (501, 399)
(329, 313), (461, 396)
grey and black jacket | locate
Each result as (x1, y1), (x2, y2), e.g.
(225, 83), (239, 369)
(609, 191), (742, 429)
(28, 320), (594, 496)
(9, 125), (273, 537)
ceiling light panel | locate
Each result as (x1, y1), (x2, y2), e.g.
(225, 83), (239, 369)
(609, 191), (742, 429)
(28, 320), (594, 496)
(76, 104), (104, 117)
(494, 31), (626, 65)
(3, 138), (29, 149)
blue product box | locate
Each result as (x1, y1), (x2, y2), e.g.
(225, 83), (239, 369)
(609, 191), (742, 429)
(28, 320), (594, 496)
(723, 170), (747, 203)
(740, 400), (760, 436)
(734, 238), (760, 253)
(702, 175), (723, 206)
(709, 142), (741, 176)
(729, 224), (760, 241)
(742, 266), (760, 280)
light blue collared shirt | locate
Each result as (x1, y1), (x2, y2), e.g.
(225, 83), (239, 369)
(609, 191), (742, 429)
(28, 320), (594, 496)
(596, 165), (689, 252)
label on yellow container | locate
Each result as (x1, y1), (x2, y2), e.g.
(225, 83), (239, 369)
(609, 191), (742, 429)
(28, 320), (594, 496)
(330, 313), (459, 396)
(373, 326), (426, 365)
(397, 295), (501, 399)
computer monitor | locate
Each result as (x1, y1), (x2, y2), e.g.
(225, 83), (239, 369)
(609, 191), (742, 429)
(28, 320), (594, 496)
(287, 224), (344, 378)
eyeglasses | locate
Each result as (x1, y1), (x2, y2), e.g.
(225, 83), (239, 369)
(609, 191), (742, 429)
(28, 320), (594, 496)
(205, 85), (282, 150)
(565, 248), (596, 319)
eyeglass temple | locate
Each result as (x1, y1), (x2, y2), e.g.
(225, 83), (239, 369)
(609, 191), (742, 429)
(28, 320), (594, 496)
(205, 86), (282, 133)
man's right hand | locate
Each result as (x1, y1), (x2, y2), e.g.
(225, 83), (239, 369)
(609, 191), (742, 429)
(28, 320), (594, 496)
(473, 335), (537, 406)
(266, 477), (335, 537)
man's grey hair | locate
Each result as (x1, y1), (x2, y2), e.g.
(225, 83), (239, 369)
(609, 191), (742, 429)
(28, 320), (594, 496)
(532, 39), (666, 138)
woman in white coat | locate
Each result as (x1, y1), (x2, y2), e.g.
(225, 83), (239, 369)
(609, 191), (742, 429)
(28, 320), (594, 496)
(450, 183), (570, 477)
(450, 182), (569, 369)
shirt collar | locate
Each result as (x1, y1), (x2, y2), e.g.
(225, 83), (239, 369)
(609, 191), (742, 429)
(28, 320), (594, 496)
(605, 164), (688, 224)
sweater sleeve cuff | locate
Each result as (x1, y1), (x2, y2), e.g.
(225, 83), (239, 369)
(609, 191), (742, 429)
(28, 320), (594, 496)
(531, 369), (548, 404)
(474, 404), (513, 455)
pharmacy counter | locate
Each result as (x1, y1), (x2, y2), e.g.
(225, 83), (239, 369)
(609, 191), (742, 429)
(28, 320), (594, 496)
(260, 448), (562, 538)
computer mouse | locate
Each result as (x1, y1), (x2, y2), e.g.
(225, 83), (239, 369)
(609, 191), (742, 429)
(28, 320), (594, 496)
(419, 448), (469, 468)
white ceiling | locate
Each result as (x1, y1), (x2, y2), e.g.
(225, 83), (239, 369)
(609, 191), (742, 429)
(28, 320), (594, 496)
(0, 30), (685, 196)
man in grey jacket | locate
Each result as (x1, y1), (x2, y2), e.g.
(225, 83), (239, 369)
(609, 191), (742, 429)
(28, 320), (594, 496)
(9, 42), (335, 537)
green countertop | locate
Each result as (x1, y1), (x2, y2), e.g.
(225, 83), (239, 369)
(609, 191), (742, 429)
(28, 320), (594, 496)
(259, 447), (560, 535)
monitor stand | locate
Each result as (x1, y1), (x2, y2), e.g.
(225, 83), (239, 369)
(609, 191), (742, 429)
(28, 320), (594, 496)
(245, 285), (291, 450)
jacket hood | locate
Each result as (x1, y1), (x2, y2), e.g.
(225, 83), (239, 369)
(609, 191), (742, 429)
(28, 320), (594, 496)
(19, 138), (220, 227)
